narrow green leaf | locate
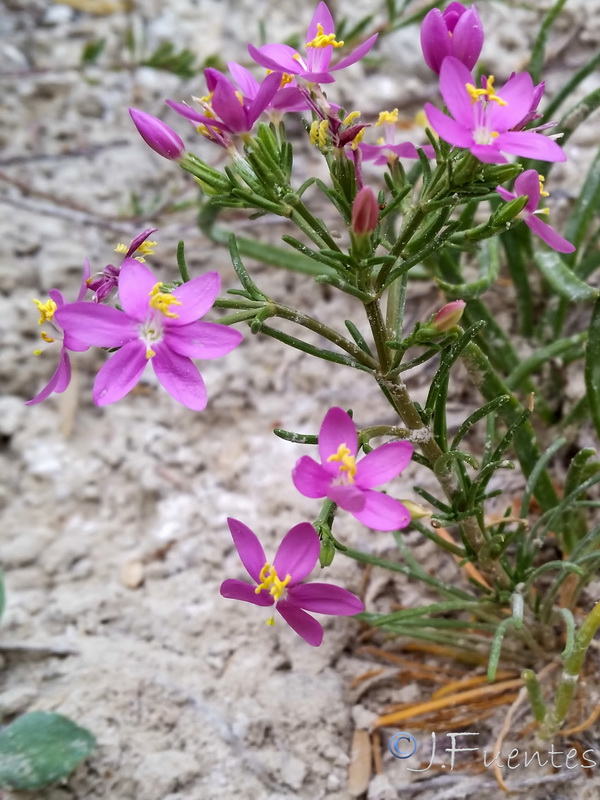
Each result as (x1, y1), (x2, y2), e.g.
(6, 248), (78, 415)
(528, 0), (568, 84)
(436, 237), (500, 299)
(273, 428), (318, 444)
(585, 296), (600, 440)
(565, 145), (600, 258)
(0, 712), (95, 790)
(534, 251), (598, 302)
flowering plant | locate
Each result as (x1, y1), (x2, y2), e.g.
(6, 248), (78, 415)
(23, 0), (600, 775)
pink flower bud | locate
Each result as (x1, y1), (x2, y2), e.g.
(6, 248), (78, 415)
(432, 300), (466, 332)
(129, 108), (185, 161)
(351, 187), (379, 235)
(420, 3), (483, 74)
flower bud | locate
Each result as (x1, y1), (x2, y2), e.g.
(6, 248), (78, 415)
(400, 500), (432, 520)
(351, 187), (379, 235)
(129, 108), (185, 161)
(431, 300), (466, 332)
(490, 194), (528, 227)
(421, 3), (484, 74)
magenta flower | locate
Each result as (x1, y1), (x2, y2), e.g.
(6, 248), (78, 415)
(129, 108), (185, 160)
(87, 228), (158, 303)
(420, 2), (483, 74)
(360, 109), (435, 165)
(166, 69), (281, 146)
(496, 170), (575, 253)
(26, 260), (91, 406)
(220, 518), (364, 646)
(55, 259), (243, 410)
(424, 58), (566, 164)
(292, 407), (414, 531)
(227, 61), (308, 115)
(248, 2), (377, 84)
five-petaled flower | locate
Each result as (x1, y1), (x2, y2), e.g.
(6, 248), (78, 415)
(420, 2), (484, 75)
(248, 1), (377, 84)
(496, 170), (575, 253)
(292, 407), (414, 531)
(55, 259), (243, 410)
(424, 57), (566, 164)
(220, 518), (364, 646)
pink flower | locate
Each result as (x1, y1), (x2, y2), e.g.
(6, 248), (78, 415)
(129, 108), (185, 160)
(87, 228), (158, 303)
(420, 2), (484, 74)
(360, 109), (435, 165)
(496, 170), (575, 253)
(292, 407), (414, 531)
(26, 261), (91, 406)
(248, 2), (377, 84)
(227, 61), (308, 115)
(166, 69), (282, 147)
(424, 58), (566, 164)
(55, 259), (243, 410)
(220, 518), (364, 646)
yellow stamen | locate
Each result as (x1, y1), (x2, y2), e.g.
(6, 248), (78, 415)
(137, 240), (157, 257)
(350, 129), (364, 150)
(376, 109), (399, 126)
(267, 70), (294, 87)
(327, 443), (357, 483)
(266, 616), (276, 626)
(310, 119), (329, 147)
(234, 90), (245, 106)
(465, 76), (507, 106)
(148, 282), (182, 318)
(306, 22), (344, 49)
(145, 347), (156, 359)
(539, 175), (550, 198)
(32, 298), (57, 325)
(343, 110), (361, 126)
(255, 562), (291, 602)
(114, 243), (128, 254)
(538, 207), (550, 216)
(33, 349), (42, 356)
(376, 136), (385, 145)
(40, 331), (55, 344)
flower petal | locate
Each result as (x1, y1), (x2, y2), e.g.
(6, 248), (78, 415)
(292, 456), (332, 498)
(495, 131), (566, 162)
(170, 272), (221, 325)
(211, 73), (249, 133)
(26, 347), (71, 405)
(514, 169), (542, 213)
(227, 518), (268, 582)
(526, 215), (575, 253)
(424, 103), (473, 149)
(451, 6), (484, 71)
(318, 406), (358, 464)
(126, 228), (158, 259)
(332, 34), (379, 71)
(496, 186), (516, 204)
(356, 441), (413, 488)
(93, 340), (147, 405)
(351, 490), (411, 531)
(247, 71), (282, 126)
(470, 144), (507, 164)
(439, 57), (476, 128)
(151, 344), (207, 411)
(55, 302), (138, 348)
(164, 321), (242, 359)
(118, 258), (157, 320)
(76, 258), (92, 301)
(489, 72), (534, 132)
(287, 583), (364, 615)
(307, 1), (335, 40)
(220, 578), (274, 607)
(273, 522), (320, 584)
(276, 601), (323, 646)
(420, 9), (452, 73)
(227, 61), (259, 99)
(327, 484), (366, 512)
(248, 43), (302, 74)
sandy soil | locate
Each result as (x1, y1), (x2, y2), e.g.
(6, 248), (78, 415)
(2, 1), (600, 798)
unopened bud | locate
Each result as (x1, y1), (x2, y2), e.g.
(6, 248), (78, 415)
(351, 187), (379, 235)
(491, 194), (528, 226)
(129, 108), (185, 161)
(431, 300), (466, 332)
(319, 537), (336, 568)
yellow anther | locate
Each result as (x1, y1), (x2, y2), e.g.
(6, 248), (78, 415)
(327, 443), (357, 483)
(137, 240), (157, 257)
(145, 347), (156, 359)
(376, 136), (385, 145)
(538, 207), (550, 216)
(255, 562), (291, 602)
(310, 119), (329, 147)
(40, 331), (55, 344)
(148, 282), (182, 318)
(114, 243), (128, 254)
(465, 76), (507, 106)
(197, 124), (212, 137)
(234, 90), (245, 106)
(200, 92), (214, 105)
(350, 129), (364, 150)
(377, 109), (399, 126)
(343, 110), (361, 126)
(33, 349), (42, 356)
(267, 70), (294, 87)
(306, 22), (344, 49)
(266, 616), (276, 626)
(539, 175), (550, 198)
(32, 298), (57, 325)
